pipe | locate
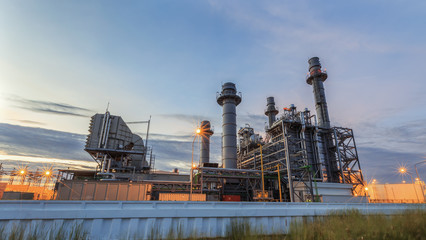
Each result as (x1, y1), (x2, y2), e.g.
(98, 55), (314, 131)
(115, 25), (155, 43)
(199, 120), (214, 165)
(258, 144), (265, 195)
(283, 121), (294, 202)
(217, 82), (241, 169)
(277, 164), (282, 202)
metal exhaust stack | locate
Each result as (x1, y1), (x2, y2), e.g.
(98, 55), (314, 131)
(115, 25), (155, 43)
(306, 57), (330, 128)
(307, 57), (340, 182)
(199, 120), (214, 165)
(264, 97), (278, 128)
(217, 82), (241, 169)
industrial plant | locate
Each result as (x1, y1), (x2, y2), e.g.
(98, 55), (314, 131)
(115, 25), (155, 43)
(1, 57), (424, 203)
(50, 56), (368, 203)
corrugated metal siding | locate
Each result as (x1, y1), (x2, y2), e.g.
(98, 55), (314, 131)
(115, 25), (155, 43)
(369, 183), (425, 203)
(158, 193), (206, 201)
(0, 201), (423, 239)
(56, 181), (152, 201)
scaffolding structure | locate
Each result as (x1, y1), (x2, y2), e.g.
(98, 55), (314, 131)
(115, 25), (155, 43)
(332, 127), (365, 195)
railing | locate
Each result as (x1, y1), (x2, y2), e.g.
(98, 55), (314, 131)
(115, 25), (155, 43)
(0, 201), (423, 239)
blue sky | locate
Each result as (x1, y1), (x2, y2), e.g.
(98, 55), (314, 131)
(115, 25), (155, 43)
(1, 1), (426, 183)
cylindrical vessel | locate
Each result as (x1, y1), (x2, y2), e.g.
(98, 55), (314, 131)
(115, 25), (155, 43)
(307, 57), (330, 128)
(217, 82), (241, 169)
(264, 97), (279, 128)
(199, 120), (214, 165)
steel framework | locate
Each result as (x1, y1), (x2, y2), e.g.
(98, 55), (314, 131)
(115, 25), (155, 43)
(332, 127), (365, 195)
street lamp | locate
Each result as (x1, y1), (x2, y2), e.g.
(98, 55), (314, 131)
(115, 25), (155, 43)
(414, 160), (426, 181)
(399, 167), (421, 203)
(190, 127), (201, 201)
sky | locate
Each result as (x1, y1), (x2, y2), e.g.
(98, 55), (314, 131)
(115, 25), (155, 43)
(1, 0), (426, 184)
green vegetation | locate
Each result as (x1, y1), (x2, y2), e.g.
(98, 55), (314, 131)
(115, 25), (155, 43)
(286, 209), (426, 240)
(0, 222), (87, 240)
(0, 210), (424, 239)
(210, 209), (426, 240)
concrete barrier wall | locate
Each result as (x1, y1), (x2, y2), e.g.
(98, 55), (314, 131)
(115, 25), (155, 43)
(0, 201), (424, 239)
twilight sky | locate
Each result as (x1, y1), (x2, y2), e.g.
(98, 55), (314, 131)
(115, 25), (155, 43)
(1, 1), (425, 183)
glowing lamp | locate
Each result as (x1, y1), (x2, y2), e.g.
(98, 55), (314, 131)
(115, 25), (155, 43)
(19, 170), (25, 175)
(196, 128), (201, 134)
(364, 187), (368, 191)
(45, 171), (51, 176)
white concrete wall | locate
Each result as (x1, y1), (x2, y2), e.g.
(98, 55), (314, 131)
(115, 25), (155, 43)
(0, 201), (423, 239)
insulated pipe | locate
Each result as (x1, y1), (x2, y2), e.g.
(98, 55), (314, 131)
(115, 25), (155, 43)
(264, 97), (279, 128)
(217, 82), (241, 169)
(199, 120), (214, 165)
(306, 57), (330, 129)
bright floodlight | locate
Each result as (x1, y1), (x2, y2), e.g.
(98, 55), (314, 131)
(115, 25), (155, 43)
(45, 171), (51, 176)
(192, 164), (196, 168)
(20, 170), (25, 174)
(196, 128), (201, 134)
(399, 167), (406, 173)
(364, 187), (368, 191)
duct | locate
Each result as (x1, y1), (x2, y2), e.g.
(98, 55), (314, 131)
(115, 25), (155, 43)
(264, 97), (279, 128)
(216, 82), (241, 169)
(199, 120), (214, 165)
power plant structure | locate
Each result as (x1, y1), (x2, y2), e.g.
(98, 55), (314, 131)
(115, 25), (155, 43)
(53, 56), (367, 203)
(84, 111), (152, 175)
(191, 57), (365, 202)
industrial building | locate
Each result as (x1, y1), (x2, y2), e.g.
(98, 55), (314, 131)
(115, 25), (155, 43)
(191, 57), (366, 202)
(55, 57), (368, 202)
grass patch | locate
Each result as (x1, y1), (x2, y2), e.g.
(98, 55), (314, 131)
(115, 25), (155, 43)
(0, 222), (88, 240)
(0, 210), (424, 239)
(287, 209), (426, 240)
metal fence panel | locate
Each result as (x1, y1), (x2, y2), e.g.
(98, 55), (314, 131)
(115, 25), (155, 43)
(0, 201), (423, 239)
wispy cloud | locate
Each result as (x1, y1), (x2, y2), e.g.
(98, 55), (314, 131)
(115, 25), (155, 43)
(0, 123), (90, 161)
(157, 113), (210, 124)
(8, 95), (92, 117)
(15, 119), (45, 125)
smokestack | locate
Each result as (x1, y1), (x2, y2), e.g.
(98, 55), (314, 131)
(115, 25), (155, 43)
(307, 57), (339, 182)
(217, 82), (241, 169)
(199, 120), (214, 165)
(306, 57), (330, 128)
(264, 97), (278, 128)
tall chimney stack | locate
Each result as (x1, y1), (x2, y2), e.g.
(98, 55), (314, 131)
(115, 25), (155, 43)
(306, 57), (339, 182)
(199, 120), (214, 165)
(306, 57), (330, 129)
(264, 97), (278, 128)
(216, 82), (241, 169)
